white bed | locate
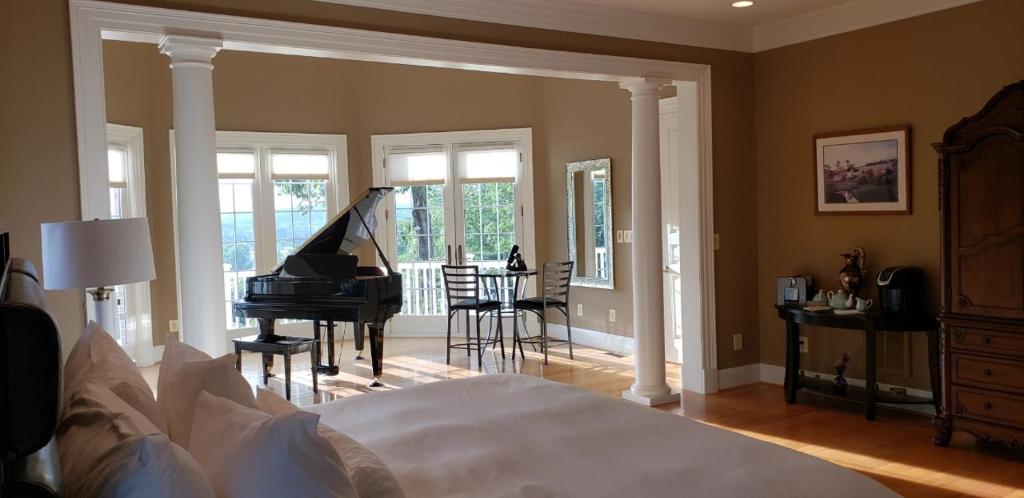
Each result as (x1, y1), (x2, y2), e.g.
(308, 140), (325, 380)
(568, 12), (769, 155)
(308, 374), (898, 498)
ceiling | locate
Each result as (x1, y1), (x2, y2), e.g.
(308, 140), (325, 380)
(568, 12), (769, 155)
(315, 0), (984, 52)
(560, 0), (853, 27)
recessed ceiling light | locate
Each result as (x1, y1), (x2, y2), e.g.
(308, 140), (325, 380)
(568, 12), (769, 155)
(732, 1), (754, 7)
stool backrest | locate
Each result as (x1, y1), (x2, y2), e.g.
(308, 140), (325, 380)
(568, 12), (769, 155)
(541, 261), (574, 305)
(441, 265), (480, 307)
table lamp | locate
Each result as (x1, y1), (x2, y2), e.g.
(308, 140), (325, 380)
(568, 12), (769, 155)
(40, 218), (156, 334)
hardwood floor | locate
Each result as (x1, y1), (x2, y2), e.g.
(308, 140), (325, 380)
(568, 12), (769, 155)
(143, 337), (1024, 497)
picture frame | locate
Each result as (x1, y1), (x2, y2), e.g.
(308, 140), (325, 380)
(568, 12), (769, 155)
(813, 126), (910, 215)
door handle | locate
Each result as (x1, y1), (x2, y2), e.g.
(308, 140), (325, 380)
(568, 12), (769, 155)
(662, 265), (677, 274)
(447, 245), (452, 265)
(458, 245), (464, 265)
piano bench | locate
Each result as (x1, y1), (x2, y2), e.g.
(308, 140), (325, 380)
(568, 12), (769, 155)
(233, 335), (319, 401)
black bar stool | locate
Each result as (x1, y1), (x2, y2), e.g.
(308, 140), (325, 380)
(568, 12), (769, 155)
(441, 265), (504, 367)
(513, 261), (574, 365)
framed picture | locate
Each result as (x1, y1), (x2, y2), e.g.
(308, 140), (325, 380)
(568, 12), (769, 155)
(814, 126), (910, 214)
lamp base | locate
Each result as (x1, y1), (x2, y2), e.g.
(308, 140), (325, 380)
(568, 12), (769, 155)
(87, 286), (113, 301)
(87, 286), (116, 334)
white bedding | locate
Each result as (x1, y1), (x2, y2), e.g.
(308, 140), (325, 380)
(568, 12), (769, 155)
(308, 374), (898, 498)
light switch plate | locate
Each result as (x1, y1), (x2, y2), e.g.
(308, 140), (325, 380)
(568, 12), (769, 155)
(732, 333), (743, 351)
(799, 336), (809, 353)
(616, 230), (623, 243)
(577, 304), (584, 316)
(608, 309), (616, 322)
(623, 230), (633, 243)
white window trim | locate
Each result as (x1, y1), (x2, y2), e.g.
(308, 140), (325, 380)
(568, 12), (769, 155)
(170, 130), (350, 340)
(372, 128), (535, 271)
(105, 123), (159, 366)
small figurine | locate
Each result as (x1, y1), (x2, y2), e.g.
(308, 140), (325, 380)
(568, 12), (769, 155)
(505, 245), (527, 272)
(833, 353), (851, 395)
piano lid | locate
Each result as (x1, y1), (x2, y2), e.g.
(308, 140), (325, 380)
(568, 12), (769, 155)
(272, 187), (394, 273)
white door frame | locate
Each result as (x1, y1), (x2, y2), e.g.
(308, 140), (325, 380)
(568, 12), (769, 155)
(68, 0), (719, 394)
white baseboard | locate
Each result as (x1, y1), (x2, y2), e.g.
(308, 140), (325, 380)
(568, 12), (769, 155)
(717, 363), (762, 390)
(547, 324), (634, 356)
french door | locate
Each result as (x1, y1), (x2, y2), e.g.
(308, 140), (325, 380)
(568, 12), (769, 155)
(372, 129), (535, 335)
(660, 100), (683, 364)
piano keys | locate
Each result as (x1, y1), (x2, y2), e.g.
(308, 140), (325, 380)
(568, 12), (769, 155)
(234, 187), (402, 387)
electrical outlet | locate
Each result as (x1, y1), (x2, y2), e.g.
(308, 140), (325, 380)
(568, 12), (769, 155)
(714, 234), (720, 251)
(616, 230), (623, 243)
(169, 320), (179, 333)
(732, 333), (743, 351)
(577, 303), (584, 316)
(623, 230), (633, 243)
(799, 336), (809, 353)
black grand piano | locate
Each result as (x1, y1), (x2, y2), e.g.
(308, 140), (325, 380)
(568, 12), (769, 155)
(234, 187), (402, 387)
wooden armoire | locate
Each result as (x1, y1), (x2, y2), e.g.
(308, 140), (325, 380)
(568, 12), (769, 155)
(933, 81), (1024, 454)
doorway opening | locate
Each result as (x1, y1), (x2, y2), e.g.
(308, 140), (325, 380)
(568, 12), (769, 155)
(69, 0), (718, 394)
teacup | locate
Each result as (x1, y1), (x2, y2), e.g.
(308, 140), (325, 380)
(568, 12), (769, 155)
(855, 297), (873, 312)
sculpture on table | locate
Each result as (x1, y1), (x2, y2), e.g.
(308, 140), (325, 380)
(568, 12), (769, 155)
(839, 247), (866, 297)
(833, 353), (851, 395)
(506, 244), (528, 272)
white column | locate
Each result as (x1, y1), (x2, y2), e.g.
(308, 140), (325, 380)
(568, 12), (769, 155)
(621, 77), (680, 406)
(159, 35), (226, 356)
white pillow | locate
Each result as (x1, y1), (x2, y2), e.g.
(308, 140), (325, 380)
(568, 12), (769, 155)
(257, 388), (406, 498)
(63, 321), (166, 431)
(190, 391), (358, 498)
(158, 337), (258, 446)
(57, 382), (214, 498)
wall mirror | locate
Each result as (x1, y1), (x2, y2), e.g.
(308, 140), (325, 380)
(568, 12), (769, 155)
(566, 158), (614, 289)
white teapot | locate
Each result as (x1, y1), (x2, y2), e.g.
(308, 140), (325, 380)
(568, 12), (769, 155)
(828, 290), (851, 310)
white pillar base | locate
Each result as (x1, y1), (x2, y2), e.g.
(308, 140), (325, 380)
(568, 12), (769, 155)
(622, 387), (681, 407)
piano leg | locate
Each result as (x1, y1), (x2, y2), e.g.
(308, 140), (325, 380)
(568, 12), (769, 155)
(257, 318), (275, 380)
(313, 319), (323, 366)
(368, 322), (385, 388)
(312, 320), (340, 376)
(353, 321), (365, 360)
(324, 321), (339, 376)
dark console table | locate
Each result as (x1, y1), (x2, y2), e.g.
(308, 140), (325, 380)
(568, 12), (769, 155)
(776, 305), (939, 420)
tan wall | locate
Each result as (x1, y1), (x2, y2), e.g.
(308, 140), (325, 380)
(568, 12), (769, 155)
(754, 0), (1024, 388)
(542, 79), (635, 335)
(0, 1), (84, 352)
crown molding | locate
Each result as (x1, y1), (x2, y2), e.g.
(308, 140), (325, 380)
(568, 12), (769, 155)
(312, 0), (753, 53)
(752, 0), (984, 52)
(314, 0), (984, 54)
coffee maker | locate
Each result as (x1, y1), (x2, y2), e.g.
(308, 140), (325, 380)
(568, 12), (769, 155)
(876, 266), (923, 314)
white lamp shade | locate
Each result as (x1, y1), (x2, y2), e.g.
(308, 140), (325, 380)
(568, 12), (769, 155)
(41, 218), (156, 290)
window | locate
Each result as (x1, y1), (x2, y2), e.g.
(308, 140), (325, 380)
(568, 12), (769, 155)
(210, 132), (348, 332)
(107, 145), (130, 343)
(372, 129), (535, 334)
(591, 170), (609, 279)
(106, 124), (156, 366)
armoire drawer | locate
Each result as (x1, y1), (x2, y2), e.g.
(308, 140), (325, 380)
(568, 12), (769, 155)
(949, 325), (1024, 359)
(952, 354), (1024, 394)
(953, 386), (1024, 427)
